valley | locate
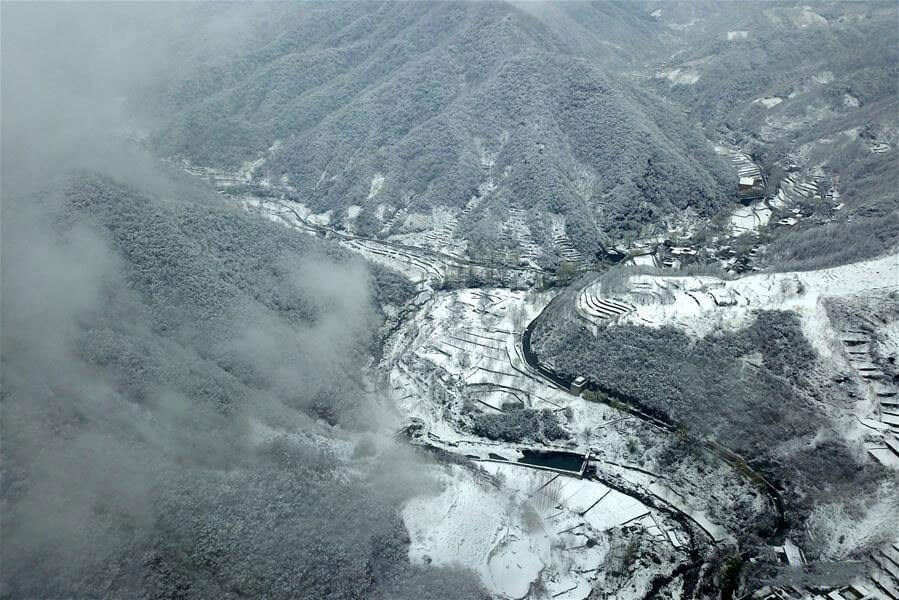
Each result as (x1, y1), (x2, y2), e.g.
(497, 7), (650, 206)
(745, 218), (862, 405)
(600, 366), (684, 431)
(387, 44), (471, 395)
(206, 167), (897, 598)
(4, 2), (897, 599)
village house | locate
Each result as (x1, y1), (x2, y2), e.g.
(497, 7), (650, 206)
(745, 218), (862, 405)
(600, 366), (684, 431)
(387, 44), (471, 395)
(570, 376), (587, 396)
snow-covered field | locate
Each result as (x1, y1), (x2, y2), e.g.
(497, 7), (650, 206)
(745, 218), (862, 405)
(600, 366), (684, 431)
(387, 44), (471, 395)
(384, 288), (569, 418)
(382, 286), (766, 598)
(403, 464), (555, 599)
(576, 253), (899, 475)
(403, 457), (688, 599)
(729, 200), (772, 235)
(577, 254), (898, 353)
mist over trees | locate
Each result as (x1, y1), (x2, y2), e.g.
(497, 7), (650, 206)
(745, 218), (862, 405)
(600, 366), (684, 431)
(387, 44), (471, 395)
(1, 4), (481, 598)
(1, 167), (489, 599)
(2, 1), (897, 597)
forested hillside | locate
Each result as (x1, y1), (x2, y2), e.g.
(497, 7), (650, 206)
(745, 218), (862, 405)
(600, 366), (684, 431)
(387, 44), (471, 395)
(642, 1), (898, 264)
(137, 1), (897, 267)
(531, 302), (890, 549)
(1, 169), (481, 599)
(138, 1), (734, 244)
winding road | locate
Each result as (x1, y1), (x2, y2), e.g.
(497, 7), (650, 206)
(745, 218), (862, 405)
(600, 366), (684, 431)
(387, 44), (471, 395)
(521, 292), (788, 542)
(217, 186), (788, 598)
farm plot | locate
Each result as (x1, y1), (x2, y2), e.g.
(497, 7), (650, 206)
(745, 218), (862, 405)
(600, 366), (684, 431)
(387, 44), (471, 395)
(718, 147), (762, 182)
(389, 196), (480, 259)
(386, 288), (573, 420)
(835, 327), (899, 467)
(580, 254), (898, 344)
(475, 461), (687, 598)
(551, 215), (585, 265)
(341, 238), (444, 284)
(769, 172), (836, 215)
(576, 282), (635, 324)
(403, 458), (688, 600)
(730, 200), (773, 235)
(236, 196), (449, 284)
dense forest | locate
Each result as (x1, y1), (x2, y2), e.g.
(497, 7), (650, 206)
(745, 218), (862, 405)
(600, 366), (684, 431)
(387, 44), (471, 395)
(530, 305), (890, 543)
(138, 2), (735, 242)
(1, 170), (482, 599)
(3, 2), (897, 598)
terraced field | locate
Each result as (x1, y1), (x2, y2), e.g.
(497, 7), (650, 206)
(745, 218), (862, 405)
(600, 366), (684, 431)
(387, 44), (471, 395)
(379, 282), (774, 598)
(551, 215), (585, 265)
(386, 288), (569, 415)
(576, 283), (635, 324)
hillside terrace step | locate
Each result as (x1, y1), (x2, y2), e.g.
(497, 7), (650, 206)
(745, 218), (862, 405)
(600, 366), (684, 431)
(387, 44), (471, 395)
(847, 344), (872, 354)
(593, 300), (632, 314)
(581, 293), (633, 317)
(885, 436), (899, 458)
(874, 383), (898, 397)
(852, 361), (880, 370)
(870, 573), (899, 600)
(871, 552), (899, 582)
(883, 546), (899, 569)
(582, 303), (625, 318)
(585, 307), (627, 319)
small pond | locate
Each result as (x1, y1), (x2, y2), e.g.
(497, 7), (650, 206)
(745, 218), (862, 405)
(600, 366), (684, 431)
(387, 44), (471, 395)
(517, 449), (585, 472)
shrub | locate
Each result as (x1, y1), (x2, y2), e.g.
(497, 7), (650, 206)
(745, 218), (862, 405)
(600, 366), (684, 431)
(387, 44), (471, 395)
(470, 409), (570, 443)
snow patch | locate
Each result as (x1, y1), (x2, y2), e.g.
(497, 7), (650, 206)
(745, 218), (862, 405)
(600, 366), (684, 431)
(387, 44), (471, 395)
(792, 7), (827, 27)
(367, 172), (384, 199)
(657, 68), (700, 85)
(805, 483), (899, 559)
(403, 465), (551, 599)
(730, 201), (772, 235)
(813, 70), (835, 84)
(753, 96), (783, 109)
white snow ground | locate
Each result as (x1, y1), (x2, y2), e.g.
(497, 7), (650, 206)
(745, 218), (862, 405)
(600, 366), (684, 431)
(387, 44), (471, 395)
(729, 201), (772, 235)
(578, 254), (898, 356)
(386, 287), (749, 598)
(403, 464), (554, 599)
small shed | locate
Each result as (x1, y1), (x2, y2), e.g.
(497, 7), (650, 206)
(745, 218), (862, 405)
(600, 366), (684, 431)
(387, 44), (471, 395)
(776, 539), (806, 566)
(663, 258), (681, 269)
(570, 376), (587, 396)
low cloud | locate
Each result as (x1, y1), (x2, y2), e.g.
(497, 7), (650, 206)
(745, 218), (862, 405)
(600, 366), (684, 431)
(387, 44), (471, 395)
(1, 4), (456, 597)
